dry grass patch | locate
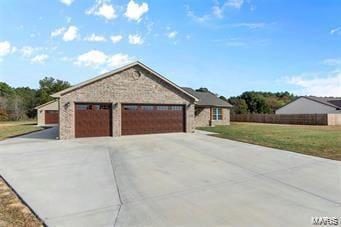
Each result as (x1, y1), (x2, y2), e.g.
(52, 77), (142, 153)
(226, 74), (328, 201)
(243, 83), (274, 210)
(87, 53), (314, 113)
(0, 177), (43, 227)
(0, 121), (42, 141)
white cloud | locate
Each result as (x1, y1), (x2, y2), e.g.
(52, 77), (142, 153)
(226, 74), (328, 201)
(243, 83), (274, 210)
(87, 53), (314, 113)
(0, 41), (11, 57)
(124, 0), (149, 22)
(188, 0), (244, 22)
(110, 35), (123, 43)
(128, 34), (143, 45)
(230, 22), (266, 29)
(60, 0), (74, 6)
(61, 56), (71, 62)
(224, 0), (244, 9)
(66, 16), (72, 23)
(63, 26), (79, 41)
(19, 46), (34, 57)
(330, 27), (341, 35)
(31, 54), (49, 64)
(86, 0), (117, 21)
(84, 34), (106, 42)
(75, 50), (132, 68)
(322, 58), (341, 66)
(11, 46), (17, 53)
(212, 5), (224, 19)
(76, 50), (107, 67)
(29, 32), (41, 38)
(288, 72), (341, 96)
(51, 27), (66, 37)
(186, 5), (211, 23)
(166, 31), (177, 39)
(107, 53), (130, 67)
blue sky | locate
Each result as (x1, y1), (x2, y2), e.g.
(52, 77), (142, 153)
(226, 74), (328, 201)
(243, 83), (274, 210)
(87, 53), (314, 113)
(0, 0), (341, 97)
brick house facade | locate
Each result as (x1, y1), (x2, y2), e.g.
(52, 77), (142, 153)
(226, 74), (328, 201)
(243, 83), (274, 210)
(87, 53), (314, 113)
(51, 62), (231, 139)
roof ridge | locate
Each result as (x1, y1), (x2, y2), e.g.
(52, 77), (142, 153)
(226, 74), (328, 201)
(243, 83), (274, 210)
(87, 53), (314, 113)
(51, 62), (198, 101)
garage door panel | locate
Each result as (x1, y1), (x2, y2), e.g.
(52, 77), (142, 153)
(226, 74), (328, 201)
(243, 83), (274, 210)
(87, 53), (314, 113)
(75, 103), (112, 138)
(45, 110), (59, 124)
(122, 105), (185, 135)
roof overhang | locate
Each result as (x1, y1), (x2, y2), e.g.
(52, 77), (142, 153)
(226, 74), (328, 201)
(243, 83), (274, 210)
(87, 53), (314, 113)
(34, 99), (58, 110)
(195, 104), (233, 108)
(51, 61), (199, 102)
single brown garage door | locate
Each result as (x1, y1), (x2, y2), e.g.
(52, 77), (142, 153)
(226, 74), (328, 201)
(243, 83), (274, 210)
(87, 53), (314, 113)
(75, 103), (112, 138)
(45, 110), (59, 124)
(122, 104), (185, 135)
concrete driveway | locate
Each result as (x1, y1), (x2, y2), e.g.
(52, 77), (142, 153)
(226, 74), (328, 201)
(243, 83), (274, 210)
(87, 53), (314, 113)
(0, 128), (340, 226)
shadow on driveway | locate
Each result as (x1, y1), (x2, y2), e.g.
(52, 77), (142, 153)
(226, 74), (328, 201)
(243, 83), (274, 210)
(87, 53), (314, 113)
(19, 126), (59, 140)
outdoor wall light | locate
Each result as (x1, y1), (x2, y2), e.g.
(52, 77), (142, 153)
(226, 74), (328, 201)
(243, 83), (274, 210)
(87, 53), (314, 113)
(112, 103), (118, 109)
(64, 102), (70, 109)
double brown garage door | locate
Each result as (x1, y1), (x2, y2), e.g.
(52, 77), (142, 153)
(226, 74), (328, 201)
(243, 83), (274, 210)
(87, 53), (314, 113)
(75, 103), (185, 137)
(121, 104), (185, 135)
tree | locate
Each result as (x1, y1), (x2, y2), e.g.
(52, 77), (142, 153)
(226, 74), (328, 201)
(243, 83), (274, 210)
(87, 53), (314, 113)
(195, 87), (209, 92)
(36, 77), (71, 104)
(0, 82), (15, 96)
(219, 95), (228, 101)
(228, 97), (248, 114)
(15, 87), (38, 118)
(0, 77), (71, 121)
(229, 91), (296, 114)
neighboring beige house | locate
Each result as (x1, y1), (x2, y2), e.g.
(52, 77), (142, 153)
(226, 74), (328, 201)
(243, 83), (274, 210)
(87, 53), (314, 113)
(50, 61), (232, 139)
(35, 100), (59, 126)
(276, 96), (341, 114)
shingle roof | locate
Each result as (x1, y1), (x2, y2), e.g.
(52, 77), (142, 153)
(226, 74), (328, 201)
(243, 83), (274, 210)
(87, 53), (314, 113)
(303, 96), (341, 109)
(182, 87), (232, 107)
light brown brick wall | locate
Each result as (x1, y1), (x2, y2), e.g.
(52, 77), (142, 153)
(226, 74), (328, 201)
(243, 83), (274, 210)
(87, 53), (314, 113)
(59, 65), (195, 139)
(37, 100), (59, 126)
(194, 107), (211, 127)
(194, 107), (230, 128)
(212, 108), (230, 126)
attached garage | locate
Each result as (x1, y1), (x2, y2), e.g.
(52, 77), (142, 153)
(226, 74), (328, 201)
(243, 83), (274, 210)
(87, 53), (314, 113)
(121, 104), (185, 135)
(45, 110), (59, 124)
(35, 100), (59, 126)
(51, 61), (199, 139)
(75, 103), (112, 138)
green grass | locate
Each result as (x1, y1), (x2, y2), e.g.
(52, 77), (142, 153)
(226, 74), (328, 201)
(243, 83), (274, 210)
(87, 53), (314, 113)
(0, 121), (42, 141)
(198, 122), (341, 161)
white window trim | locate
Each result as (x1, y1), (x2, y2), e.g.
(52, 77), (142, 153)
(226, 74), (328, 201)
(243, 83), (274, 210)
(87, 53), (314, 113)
(212, 107), (222, 120)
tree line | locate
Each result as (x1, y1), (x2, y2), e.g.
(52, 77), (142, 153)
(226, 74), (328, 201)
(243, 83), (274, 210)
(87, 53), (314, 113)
(0, 77), (70, 121)
(227, 91), (296, 114)
(195, 88), (296, 114)
(0, 82), (295, 121)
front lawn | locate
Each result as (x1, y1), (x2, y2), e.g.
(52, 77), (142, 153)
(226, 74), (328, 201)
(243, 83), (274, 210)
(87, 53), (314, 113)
(198, 122), (341, 161)
(0, 121), (42, 141)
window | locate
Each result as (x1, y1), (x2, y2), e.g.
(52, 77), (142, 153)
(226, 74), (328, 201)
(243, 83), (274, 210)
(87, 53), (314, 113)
(170, 106), (182, 111)
(76, 104), (91, 110)
(212, 107), (222, 120)
(76, 104), (111, 110)
(124, 105), (138, 110)
(140, 105), (154, 110)
(156, 106), (169, 111)
(99, 104), (110, 109)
